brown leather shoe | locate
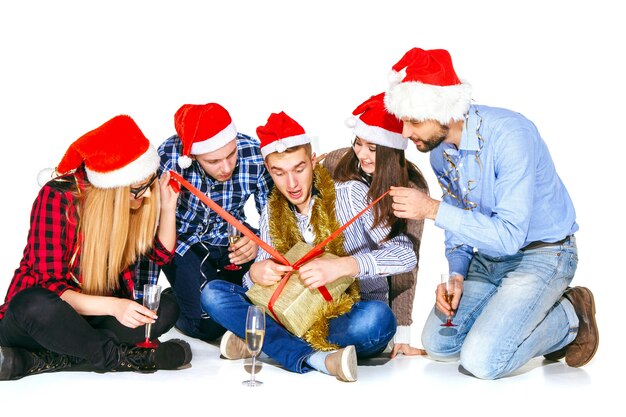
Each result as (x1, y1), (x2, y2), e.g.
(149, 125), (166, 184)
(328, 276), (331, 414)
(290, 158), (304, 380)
(563, 287), (599, 367)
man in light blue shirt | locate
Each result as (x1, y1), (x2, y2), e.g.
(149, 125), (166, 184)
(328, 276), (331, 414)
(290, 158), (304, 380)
(387, 48), (598, 379)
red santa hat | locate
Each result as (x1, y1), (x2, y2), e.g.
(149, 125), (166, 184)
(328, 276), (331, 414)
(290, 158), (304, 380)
(41, 115), (159, 188)
(174, 103), (238, 169)
(256, 111), (310, 158)
(384, 48), (472, 124)
(345, 92), (407, 150)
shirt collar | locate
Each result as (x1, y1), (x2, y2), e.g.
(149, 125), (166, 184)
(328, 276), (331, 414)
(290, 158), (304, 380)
(459, 105), (481, 152)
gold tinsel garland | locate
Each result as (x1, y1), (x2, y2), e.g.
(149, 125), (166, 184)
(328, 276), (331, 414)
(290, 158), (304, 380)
(268, 164), (360, 351)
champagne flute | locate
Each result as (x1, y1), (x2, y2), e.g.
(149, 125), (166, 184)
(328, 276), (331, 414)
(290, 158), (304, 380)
(440, 274), (458, 327)
(242, 305), (265, 387)
(224, 222), (242, 271)
(136, 284), (162, 348)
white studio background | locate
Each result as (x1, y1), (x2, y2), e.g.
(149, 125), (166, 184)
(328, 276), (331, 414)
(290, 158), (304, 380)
(0, 0), (622, 387)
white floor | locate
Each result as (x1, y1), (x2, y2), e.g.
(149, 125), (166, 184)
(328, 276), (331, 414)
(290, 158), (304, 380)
(1, 320), (618, 417)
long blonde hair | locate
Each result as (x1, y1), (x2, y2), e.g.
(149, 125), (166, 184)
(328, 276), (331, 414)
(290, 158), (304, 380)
(79, 180), (160, 295)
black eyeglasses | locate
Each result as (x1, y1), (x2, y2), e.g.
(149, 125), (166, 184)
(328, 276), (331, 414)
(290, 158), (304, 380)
(130, 174), (158, 199)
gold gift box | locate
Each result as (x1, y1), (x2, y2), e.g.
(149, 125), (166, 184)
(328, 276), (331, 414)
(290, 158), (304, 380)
(246, 241), (354, 337)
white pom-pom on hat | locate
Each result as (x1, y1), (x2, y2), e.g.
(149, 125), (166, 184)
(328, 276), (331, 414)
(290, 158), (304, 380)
(345, 116), (357, 128)
(37, 168), (57, 187)
(387, 69), (405, 87)
(178, 155), (192, 169)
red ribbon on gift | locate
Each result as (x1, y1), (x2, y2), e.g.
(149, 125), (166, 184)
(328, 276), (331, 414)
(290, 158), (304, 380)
(168, 170), (389, 326)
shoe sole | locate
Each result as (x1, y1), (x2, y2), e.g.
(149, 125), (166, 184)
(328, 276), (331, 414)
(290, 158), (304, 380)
(339, 345), (357, 382)
(567, 287), (599, 367)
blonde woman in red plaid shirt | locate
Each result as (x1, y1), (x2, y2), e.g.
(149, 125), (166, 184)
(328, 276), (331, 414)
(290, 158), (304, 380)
(0, 115), (192, 380)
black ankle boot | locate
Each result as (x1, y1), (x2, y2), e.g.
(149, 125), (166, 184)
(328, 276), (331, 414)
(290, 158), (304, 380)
(115, 339), (192, 373)
(0, 346), (85, 380)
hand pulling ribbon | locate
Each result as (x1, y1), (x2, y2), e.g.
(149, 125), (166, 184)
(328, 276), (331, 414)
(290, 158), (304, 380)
(168, 170), (389, 326)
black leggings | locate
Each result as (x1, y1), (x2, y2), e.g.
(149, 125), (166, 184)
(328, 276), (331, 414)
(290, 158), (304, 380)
(0, 287), (179, 370)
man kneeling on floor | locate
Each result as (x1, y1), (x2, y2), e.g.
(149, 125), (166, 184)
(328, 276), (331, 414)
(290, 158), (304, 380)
(201, 111), (416, 382)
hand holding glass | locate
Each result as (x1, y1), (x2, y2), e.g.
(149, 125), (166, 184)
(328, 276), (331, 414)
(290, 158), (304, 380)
(243, 305), (265, 387)
(137, 284), (162, 348)
(440, 274), (458, 327)
(224, 222), (242, 271)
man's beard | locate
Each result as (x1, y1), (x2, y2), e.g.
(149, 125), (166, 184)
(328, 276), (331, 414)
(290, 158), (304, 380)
(415, 124), (449, 152)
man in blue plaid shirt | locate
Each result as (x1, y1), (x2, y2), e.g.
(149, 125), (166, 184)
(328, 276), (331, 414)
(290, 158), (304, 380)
(137, 102), (273, 342)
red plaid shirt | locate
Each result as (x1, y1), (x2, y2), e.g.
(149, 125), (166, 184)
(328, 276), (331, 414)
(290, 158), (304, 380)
(0, 168), (174, 319)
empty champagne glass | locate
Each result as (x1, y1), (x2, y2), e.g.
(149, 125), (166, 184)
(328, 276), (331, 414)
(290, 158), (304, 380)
(440, 274), (458, 327)
(242, 305), (265, 387)
(224, 222), (242, 271)
(136, 284), (162, 348)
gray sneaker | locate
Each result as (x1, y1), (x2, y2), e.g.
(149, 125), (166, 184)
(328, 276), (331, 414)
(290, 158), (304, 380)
(325, 345), (357, 382)
(220, 331), (252, 360)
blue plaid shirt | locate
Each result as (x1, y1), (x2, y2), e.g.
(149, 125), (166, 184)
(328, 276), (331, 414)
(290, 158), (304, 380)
(135, 133), (273, 293)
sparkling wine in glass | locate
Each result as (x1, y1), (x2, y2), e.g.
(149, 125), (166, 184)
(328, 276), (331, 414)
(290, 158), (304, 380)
(224, 222), (242, 271)
(137, 284), (162, 348)
(440, 274), (458, 327)
(242, 305), (265, 387)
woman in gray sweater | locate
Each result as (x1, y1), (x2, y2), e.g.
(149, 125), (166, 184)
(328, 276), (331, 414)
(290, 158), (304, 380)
(322, 93), (428, 357)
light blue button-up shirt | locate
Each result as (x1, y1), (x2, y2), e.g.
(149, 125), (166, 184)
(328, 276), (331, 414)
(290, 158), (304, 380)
(433, 105), (578, 276)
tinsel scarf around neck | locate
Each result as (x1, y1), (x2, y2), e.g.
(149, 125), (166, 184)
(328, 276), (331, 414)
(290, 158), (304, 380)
(267, 165), (360, 351)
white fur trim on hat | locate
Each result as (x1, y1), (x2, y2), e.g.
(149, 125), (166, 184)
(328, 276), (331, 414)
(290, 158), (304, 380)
(86, 144), (160, 188)
(352, 118), (407, 150)
(190, 121), (237, 155)
(385, 76), (472, 124)
(260, 134), (310, 158)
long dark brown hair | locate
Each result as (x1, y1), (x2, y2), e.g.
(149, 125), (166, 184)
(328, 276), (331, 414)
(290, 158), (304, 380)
(332, 141), (428, 241)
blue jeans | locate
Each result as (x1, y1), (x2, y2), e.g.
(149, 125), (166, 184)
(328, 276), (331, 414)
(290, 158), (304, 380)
(421, 236), (579, 380)
(162, 242), (252, 341)
(201, 280), (396, 373)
